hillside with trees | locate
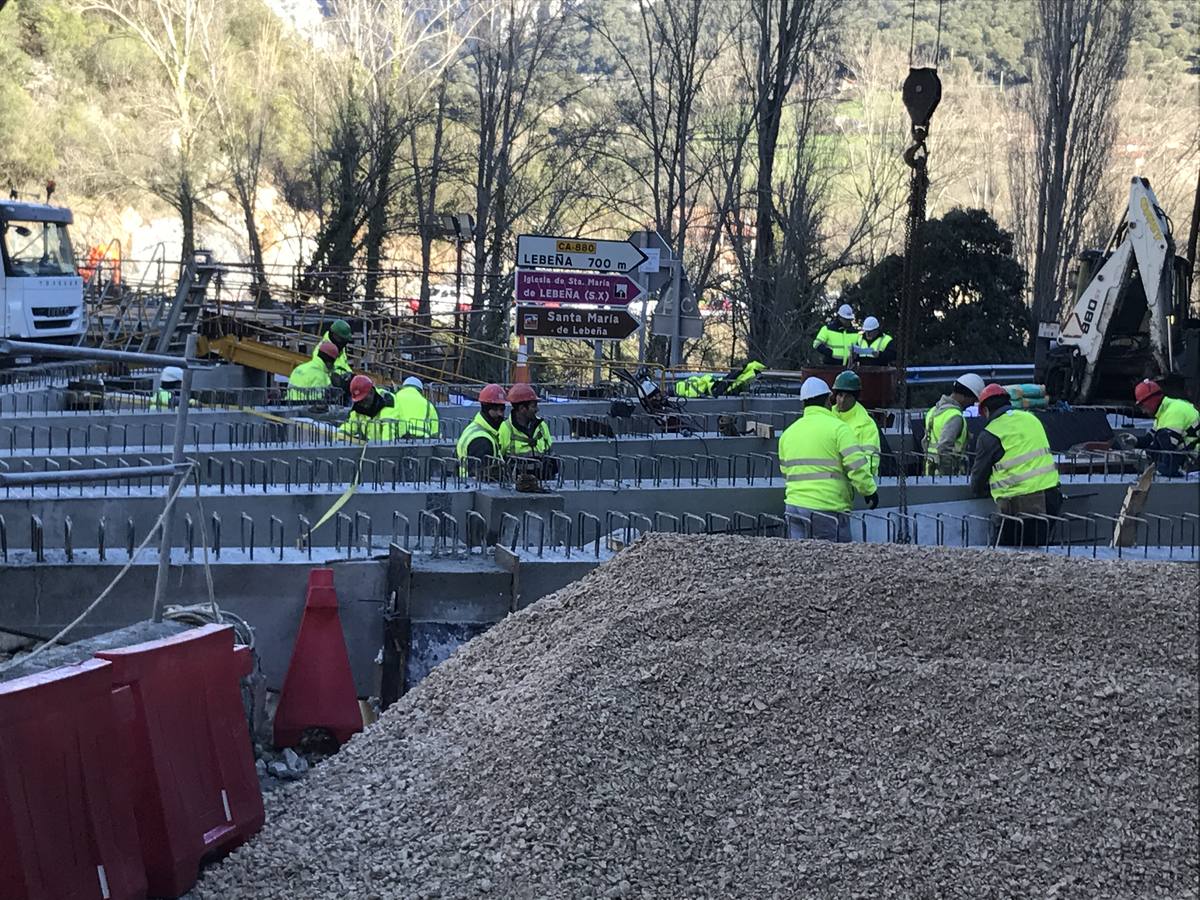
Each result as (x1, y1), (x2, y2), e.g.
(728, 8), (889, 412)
(0, 0), (1197, 371)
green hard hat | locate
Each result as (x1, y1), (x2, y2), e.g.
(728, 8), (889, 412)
(832, 370), (861, 392)
(329, 319), (352, 341)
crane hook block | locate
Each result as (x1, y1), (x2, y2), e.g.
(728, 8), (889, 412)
(902, 67), (942, 131)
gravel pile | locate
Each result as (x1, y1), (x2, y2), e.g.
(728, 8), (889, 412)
(196, 535), (1199, 899)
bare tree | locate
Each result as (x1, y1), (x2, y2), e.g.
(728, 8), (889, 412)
(1013, 0), (1136, 335)
(83, 0), (218, 262)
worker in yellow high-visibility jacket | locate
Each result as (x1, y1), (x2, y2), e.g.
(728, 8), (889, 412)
(778, 376), (878, 542)
(1132, 379), (1199, 477)
(830, 370), (881, 479)
(812, 304), (857, 365)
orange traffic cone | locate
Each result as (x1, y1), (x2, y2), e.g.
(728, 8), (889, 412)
(273, 568), (363, 748)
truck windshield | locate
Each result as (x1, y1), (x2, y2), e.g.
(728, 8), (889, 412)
(2, 219), (77, 277)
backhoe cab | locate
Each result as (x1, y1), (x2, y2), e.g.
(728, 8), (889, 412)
(1040, 178), (1197, 407)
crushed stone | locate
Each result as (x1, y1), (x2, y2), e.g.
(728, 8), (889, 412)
(194, 535), (1199, 899)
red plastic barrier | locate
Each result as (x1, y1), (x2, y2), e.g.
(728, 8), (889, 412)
(97, 624), (264, 898)
(274, 567), (363, 748)
(0, 659), (147, 900)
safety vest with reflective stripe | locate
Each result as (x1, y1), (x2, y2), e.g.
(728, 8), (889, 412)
(311, 331), (352, 375)
(153, 388), (174, 409)
(812, 325), (857, 364)
(340, 390), (409, 441)
(854, 332), (893, 358)
(286, 358), (332, 401)
(924, 401), (967, 473)
(393, 385), (439, 437)
(675, 374), (715, 398)
(456, 412), (501, 472)
(983, 409), (1060, 499)
(778, 405), (878, 512)
(835, 400), (881, 478)
(1154, 396), (1200, 452)
(499, 416), (552, 456)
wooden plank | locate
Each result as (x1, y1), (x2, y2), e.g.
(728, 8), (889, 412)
(1110, 465), (1155, 548)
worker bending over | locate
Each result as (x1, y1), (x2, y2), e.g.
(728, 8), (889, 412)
(500, 383), (558, 483)
(456, 383), (508, 478)
(287, 341), (341, 403)
(778, 376), (878, 542)
(830, 370), (881, 478)
(312, 319), (354, 376)
(970, 383), (1061, 546)
(922, 373), (984, 475)
(812, 304), (857, 365)
(852, 316), (895, 366)
(1132, 379), (1199, 477)
(394, 376), (439, 437)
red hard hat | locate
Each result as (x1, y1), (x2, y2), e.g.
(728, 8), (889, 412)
(349, 374), (374, 403)
(977, 383), (1009, 411)
(1133, 379), (1163, 406)
(508, 383), (538, 404)
(317, 341), (340, 361)
(478, 383), (507, 405)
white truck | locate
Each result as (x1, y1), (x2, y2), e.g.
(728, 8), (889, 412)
(0, 198), (87, 342)
(1040, 178), (1198, 405)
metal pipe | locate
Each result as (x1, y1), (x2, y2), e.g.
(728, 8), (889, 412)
(0, 462), (189, 487)
(152, 333), (197, 623)
(0, 338), (206, 370)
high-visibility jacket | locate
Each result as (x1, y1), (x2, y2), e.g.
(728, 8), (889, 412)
(812, 324), (857, 364)
(675, 374), (716, 398)
(311, 331), (352, 375)
(393, 385), (439, 437)
(1154, 396), (1200, 453)
(778, 405), (877, 512)
(456, 412), (502, 473)
(726, 360), (765, 395)
(340, 389), (406, 441)
(854, 332), (893, 360)
(923, 396), (968, 474)
(286, 358), (332, 401)
(499, 415), (552, 456)
(983, 409), (1060, 500)
(152, 388), (174, 409)
(835, 400), (881, 478)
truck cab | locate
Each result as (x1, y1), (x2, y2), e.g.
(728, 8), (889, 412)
(0, 199), (87, 341)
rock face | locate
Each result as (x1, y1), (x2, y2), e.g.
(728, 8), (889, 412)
(194, 536), (1200, 900)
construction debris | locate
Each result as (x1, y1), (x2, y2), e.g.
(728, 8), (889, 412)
(194, 535), (1198, 899)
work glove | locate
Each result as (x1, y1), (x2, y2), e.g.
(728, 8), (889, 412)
(864, 492), (879, 510)
(1112, 432), (1138, 451)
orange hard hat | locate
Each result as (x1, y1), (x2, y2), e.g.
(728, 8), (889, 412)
(508, 383), (539, 404)
(317, 341), (340, 362)
(977, 383), (1009, 412)
(478, 383), (508, 405)
(349, 374), (374, 403)
(1134, 379), (1163, 406)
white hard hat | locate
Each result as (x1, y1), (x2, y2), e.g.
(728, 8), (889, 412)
(402, 376), (424, 390)
(954, 372), (986, 400)
(800, 376), (832, 401)
(837, 303), (854, 320)
(862, 315), (880, 332)
(161, 366), (183, 383)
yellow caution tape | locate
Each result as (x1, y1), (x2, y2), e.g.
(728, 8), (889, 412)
(309, 440), (371, 533)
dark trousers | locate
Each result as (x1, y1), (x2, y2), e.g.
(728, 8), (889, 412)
(995, 486), (1063, 547)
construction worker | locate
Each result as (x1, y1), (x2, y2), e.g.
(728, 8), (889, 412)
(724, 359), (766, 396)
(830, 370), (881, 478)
(394, 376), (439, 437)
(500, 383), (558, 483)
(287, 341), (340, 402)
(312, 319), (354, 376)
(852, 316), (896, 366)
(1131, 379), (1199, 477)
(340, 375), (406, 441)
(812, 304), (857, 366)
(778, 376), (879, 542)
(922, 372), (985, 475)
(970, 383), (1062, 546)
(456, 383), (507, 477)
(153, 366), (182, 409)
(674, 372), (717, 398)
